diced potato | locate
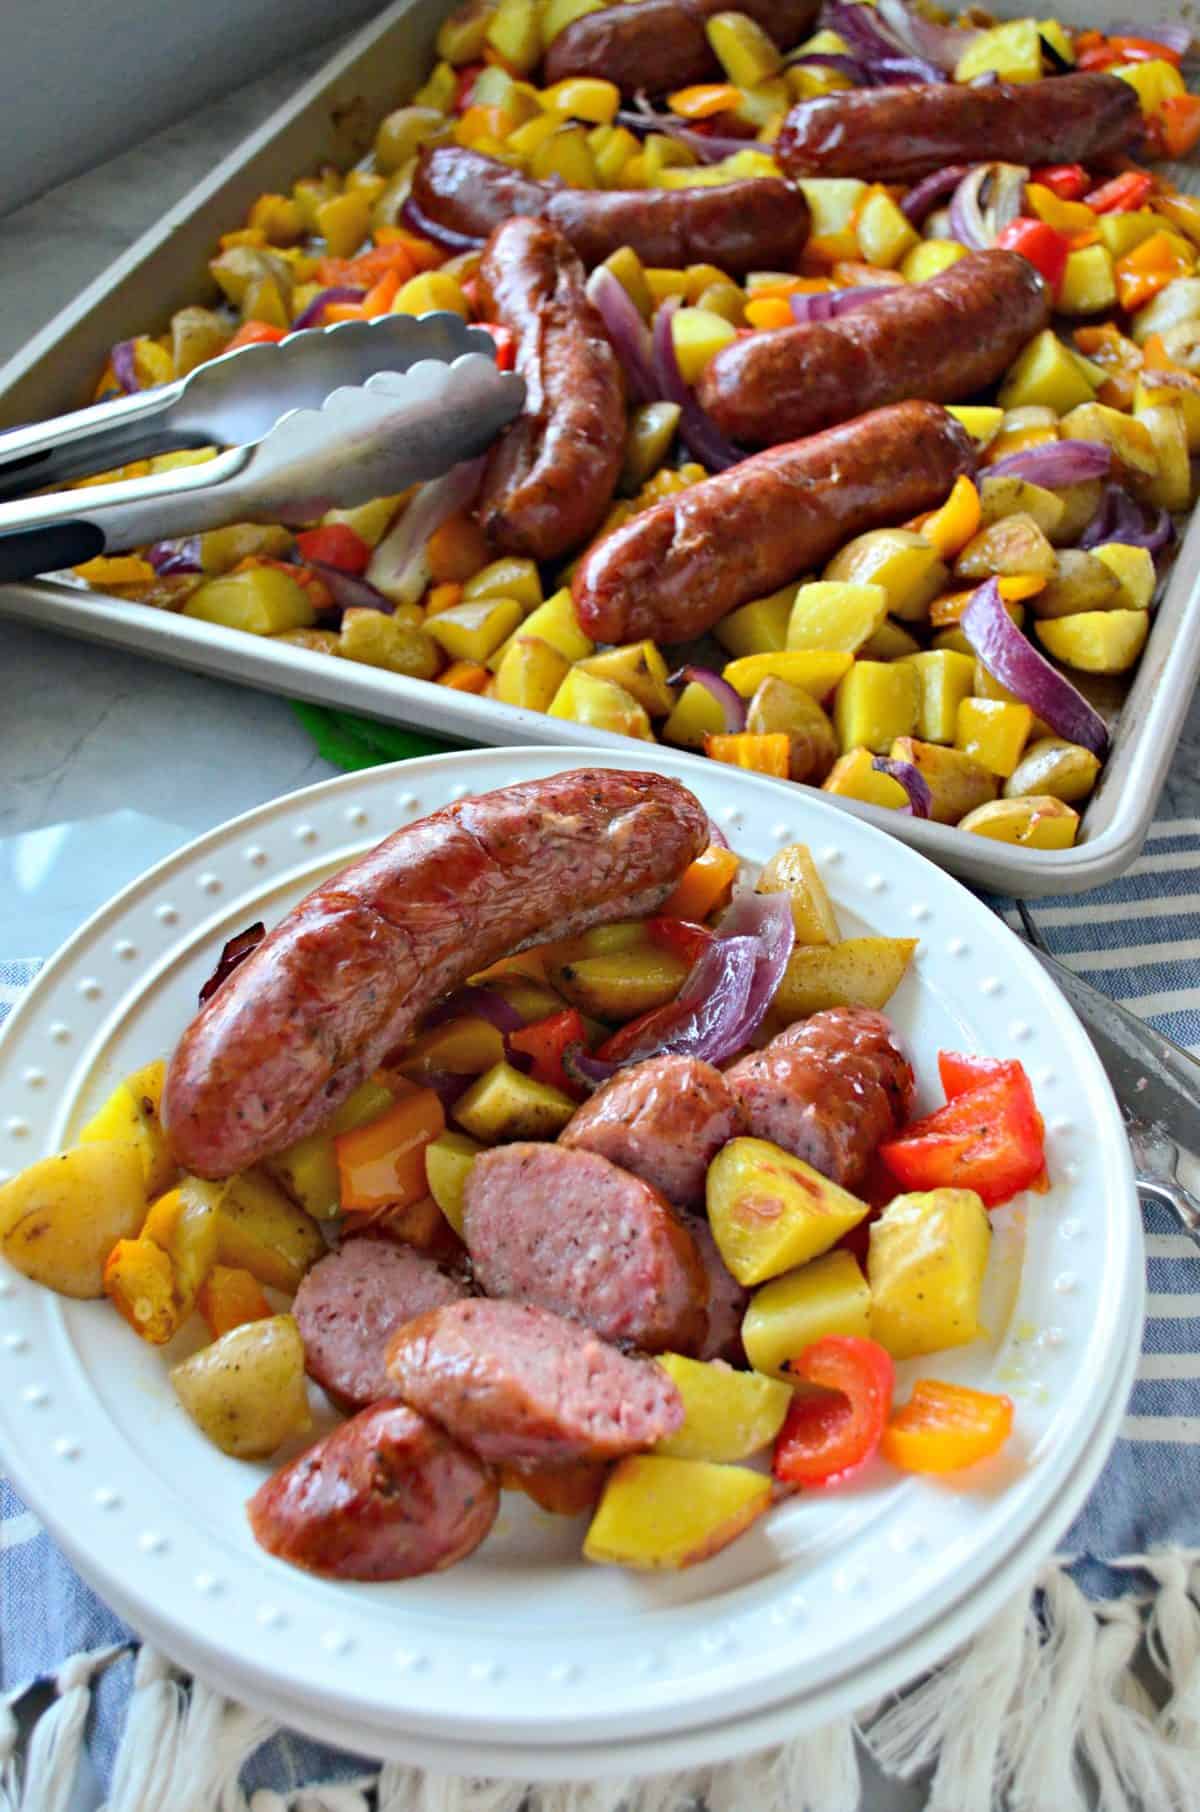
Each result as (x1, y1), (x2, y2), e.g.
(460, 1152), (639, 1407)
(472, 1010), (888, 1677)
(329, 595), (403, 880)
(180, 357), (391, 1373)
(899, 238), (966, 282)
(462, 557), (542, 613)
(412, 59), (458, 111)
(577, 642), (675, 716)
(1059, 402), (1159, 485)
(796, 178), (866, 239)
(426, 596), (523, 664)
(491, 588), (593, 668)
(1095, 209), (1158, 261)
(584, 1454), (771, 1569)
(315, 191), (369, 261)
(662, 678), (732, 749)
(437, 0), (497, 64)
(547, 669), (654, 739)
(900, 650), (976, 744)
(375, 106), (448, 173)
(170, 306), (231, 376)
(706, 11), (782, 86)
(787, 580), (888, 654)
(707, 1137), (871, 1286)
(955, 17), (1041, 82)
(263, 1078), (393, 1222)
(1093, 542), (1156, 611)
(771, 938), (918, 1020)
(823, 528), (947, 623)
(1134, 402), (1192, 513)
(868, 1189), (991, 1361)
(1050, 479), (1105, 548)
(954, 513), (1058, 581)
(724, 650), (853, 699)
(695, 279), (744, 324)
(890, 736), (999, 822)
(530, 123), (597, 187)
(1031, 547), (1125, 619)
(540, 0), (602, 48)
(959, 795), (1080, 848)
(1130, 277), (1200, 346)
(713, 588), (794, 657)
(1136, 370), (1200, 456)
(620, 402), (681, 493)
(551, 946), (688, 1019)
(209, 245), (293, 308)
(198, 524), (293, 576)
(541, 75), (621, 122)
(397, 1018), (507, 1081)
(999, 331), (1096, 414)
(1058, 244), (1117, 317)
(954, 698), (1033, 779)
(654, 1354), (791, 1462)
(833, 661), (918, 753)
(856, 187), (919, 268)
(671, 306), (738, 384)
(745, 679), (838, 783)
(216, 1168), (324, 1292)
(184, 567), (315, 636)
(493, 636), (571, 714)
(453, 1061), (577, 1142)
(339, 609), (442, 679)
(0, 1144), (146, 1298)
(424, 1129), (482, 1236)
(977, 476), (1065, 538)
(1112, 55), (1187, 116)
(755, 842), (840, 944)
(946, 405), (1004, 448)
(1034, 610), (1150, 674)
(1003, 737), (1100, 803)
(742, 1249), (871, 1380)
(486, 0), (540, 70)
(859, 619), (921, 662)
(78, 1060), (174, 1199)
(170, 1314), (311, 1459)
(822, 747), (909, 811)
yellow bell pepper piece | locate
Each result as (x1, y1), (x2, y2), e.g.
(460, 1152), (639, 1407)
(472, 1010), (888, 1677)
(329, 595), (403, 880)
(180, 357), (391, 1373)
(670, 305), (738, 381)
(315, 191), (370, 261)
(918, 476), (981, 560)
(1024, 183), (1097, 237)
(540, 77), (619, 122)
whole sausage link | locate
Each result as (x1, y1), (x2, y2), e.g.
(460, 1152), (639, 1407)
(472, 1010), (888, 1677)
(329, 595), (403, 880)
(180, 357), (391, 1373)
(571, 400), (976, 646)
(544, 0), (820, 95)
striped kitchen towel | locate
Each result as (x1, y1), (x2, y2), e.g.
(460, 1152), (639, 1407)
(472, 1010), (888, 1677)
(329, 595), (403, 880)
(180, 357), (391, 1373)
(5, 821), (1200, 1812)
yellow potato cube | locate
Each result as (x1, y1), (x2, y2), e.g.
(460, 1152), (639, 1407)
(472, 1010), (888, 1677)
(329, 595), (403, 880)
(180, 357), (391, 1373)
(620, 401), (681, 492)
(670, 306), (738, 384)
(713, 588), (796, 657)
(530, 124), (598, 187)
(955, 698), (1033, 779)
(705, 11), (781, 86)
(724, 650), (853, 699)
(998, 330), (1096, 414)
(216, 1168), (324, 1292)
(741, 1249), (871, 1380)
(856, 187), (919, 269)
(551, 946), (688, 1019)
(946, 405), (1004, 448)
(978, 475), (1064, 539)
(1134, 402), (1192, 513)
(0, 1144), (146, 1299)
(462, 556), (542, 613)
(1129, 277), (1200, 346)
(584, 1455), (771, 1569)
(486, 0), (541, 71)
(339, 609), (442, 680)
(771, 937), (918, 1020)
(1058, 245), (1117, 317)
(375, 105), (449, 173)
(454, 1061), (576, 1142)
(1097, 210), (1161, 262)
(392, 271), (470, 318)
(654, 1355), (791, 1461)
(822, 746), (909, 810)
(1059, 401), (1159, 485)
(171, 1314), (311, 1459)
(955, 18), (1041, 82)
(868, 1188), (991, 1360)
(1092, 543), (1156, 611)
(78, 1060), (174, 1199)
(954, 513), (1058, 582)
(315, 191), (370, 261)
(707, 1136), (872, 1285)
(787, 580), (888, 654)
(796, 178), (866, 238)
(823, 527), (947, 622)
(547, 668), (654, 739)
(185, 567), (315, 636)
(1113, 56), (1186, 116)
(833, 661), (918, 753)
(1035, 609), (1149, 674)
(662, 678), (733, 749)
(437, 1), (496, 65)
(859, 619), (921, 662)
(900, 650), (976, 744)
(1003, 738), (1100, 804)
(491, 588), (593, 668)
(493, 636), (570, 714)
(890, 736), (999, 822)
(424, 1130), (482, 1235)
(577, 642), (675, 716)
(901, 239), (968, 284)
(413, 59), (458, 111)
(1135, 372), (1200, 457)
(427, 596), (523, 664)
(591, 123), (642, 187)
(959, 795), (1080, 847)
(755, 843), (840, 945)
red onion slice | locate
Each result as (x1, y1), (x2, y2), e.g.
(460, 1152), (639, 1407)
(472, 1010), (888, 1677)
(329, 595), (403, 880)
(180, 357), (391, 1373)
(423, 1071), (474, 1111)
(706, 816), (730, 849)
(365, 457), (486, 608)
(147, 537), (202, 575)
(651, 299), (743, 472)
(111, 341), (140, 395)
(1077, 483), (1176, 560)
(400, 194), (484, 251)
(789, 285), (894, 324)
(962, 579), (1109, 758)
(303, 558), (396, 616)
(871, 756), (933, 817)
(987, 439), (1112, 487)
(426, 985), (526, 1033)
(717, 892), (795, 1039)
(668, 665), (746, 732)
(585, 266), (658, 403)
(615, 107), (748, 162)
(292, 286), (366, 330)
(198, 922), (265, 1006)
(948, 163), (1028, 251)
(820, 0), (943, 81)
(901, 164), (973, 225)
(785, 51), (871, 82)
(876, 0), (981, 70)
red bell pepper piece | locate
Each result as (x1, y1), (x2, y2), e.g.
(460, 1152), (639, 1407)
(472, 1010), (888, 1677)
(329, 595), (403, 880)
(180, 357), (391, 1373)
(507, 1008), (589, 1095)
(880, 1055), (1046, 1208)
(645, 917), (713, 966)
(1085, 171), (1154, 215)
(295, 523), (372, 575)
(772, 1336), (894, 1488)
(993, 219), (1071, 297)
(937, 1050), (1022, 1099)
(1162, 95), (1200, 161)
(475, 321), (517, 370)
(1031, 163), (1090, 201)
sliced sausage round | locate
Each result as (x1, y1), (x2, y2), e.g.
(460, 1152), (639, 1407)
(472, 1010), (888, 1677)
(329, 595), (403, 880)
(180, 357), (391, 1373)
(463, 1142), (708, 1353)
(293, 1238), (469, 1411)
(247, 1401), (498, 1580)
(559, 1054), (745, 1209)
(386, 1298), (683, 1468)
(725, 1008), (914, 1191)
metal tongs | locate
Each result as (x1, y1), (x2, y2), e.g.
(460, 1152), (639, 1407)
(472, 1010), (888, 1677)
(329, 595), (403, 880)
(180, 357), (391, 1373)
(0, 313), (525, 583)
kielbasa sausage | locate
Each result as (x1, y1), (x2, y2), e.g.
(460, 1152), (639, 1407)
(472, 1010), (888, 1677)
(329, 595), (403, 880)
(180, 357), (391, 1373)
(559, 1053), (745, 1209)
(544, 0), (820, 96)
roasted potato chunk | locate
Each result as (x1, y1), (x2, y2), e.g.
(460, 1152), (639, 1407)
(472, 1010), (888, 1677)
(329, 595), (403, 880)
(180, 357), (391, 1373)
(654, 1355), (791, 1462)
(772, 937), (918, 1019)
(0, 1144), (146, 1298)
(583, 1455), (771, 1569)
(170, 1314), (312, 1459)
(707, 1136), (872, 1285)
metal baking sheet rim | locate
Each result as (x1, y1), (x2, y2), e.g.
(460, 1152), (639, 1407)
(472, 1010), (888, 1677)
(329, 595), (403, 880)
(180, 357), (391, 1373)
(1, 0), (1197, 900)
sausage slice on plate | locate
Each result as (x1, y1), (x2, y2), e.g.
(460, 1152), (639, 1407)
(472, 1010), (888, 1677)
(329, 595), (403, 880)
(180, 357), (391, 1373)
(559, 1053), (745, 1210)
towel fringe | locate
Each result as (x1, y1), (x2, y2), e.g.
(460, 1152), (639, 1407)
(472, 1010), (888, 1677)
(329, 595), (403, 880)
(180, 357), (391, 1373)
(1, 1553), (1193, 1811)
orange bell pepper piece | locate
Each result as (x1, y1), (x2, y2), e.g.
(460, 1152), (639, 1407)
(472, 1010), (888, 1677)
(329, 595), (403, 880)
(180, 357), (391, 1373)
(667, 83), (742, 118)
(373, 226), (445, 271)
(317, 243), (417, 289)
(225, 322), (287, 351)
(1162, 94), (1200, 160)
(705, 731), (791, 778)
(360, 268), (402, 317)
(103, 1238), (177, 1344)
(1086, 170), (1154, 215)
(426, 513), (491, 583)
(881, 1379), (1014, 1473)
(743, 295), (794, 330)
(425, 581), (464, 617)
(830, 260), (905, 289)
(197, 1264), (272, 1339)
(659, 844), (741, 922)
(334, 1088), (445, 1213)
(438, 659), (491, 693)
(1115, 230), (1193, 313)
(917, 474), (981, 560)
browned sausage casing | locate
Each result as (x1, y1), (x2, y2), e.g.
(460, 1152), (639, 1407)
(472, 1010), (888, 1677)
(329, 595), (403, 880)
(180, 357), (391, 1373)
(572, 401), (976, 646)
(544, 0), (820, 96)
(559, 1053), (745, 1208)
(247, 1401), (498, 1580)
(698, 249), (1051, 448)
(777, 72), (1141, 184)
(411, 146), (809, 276)
(476, 218), (625, 561)
(164, 771), (709, 1178)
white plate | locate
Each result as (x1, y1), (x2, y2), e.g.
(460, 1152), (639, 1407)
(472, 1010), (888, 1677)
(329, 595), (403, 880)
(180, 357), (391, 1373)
(0, 745), (1142, 1774)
